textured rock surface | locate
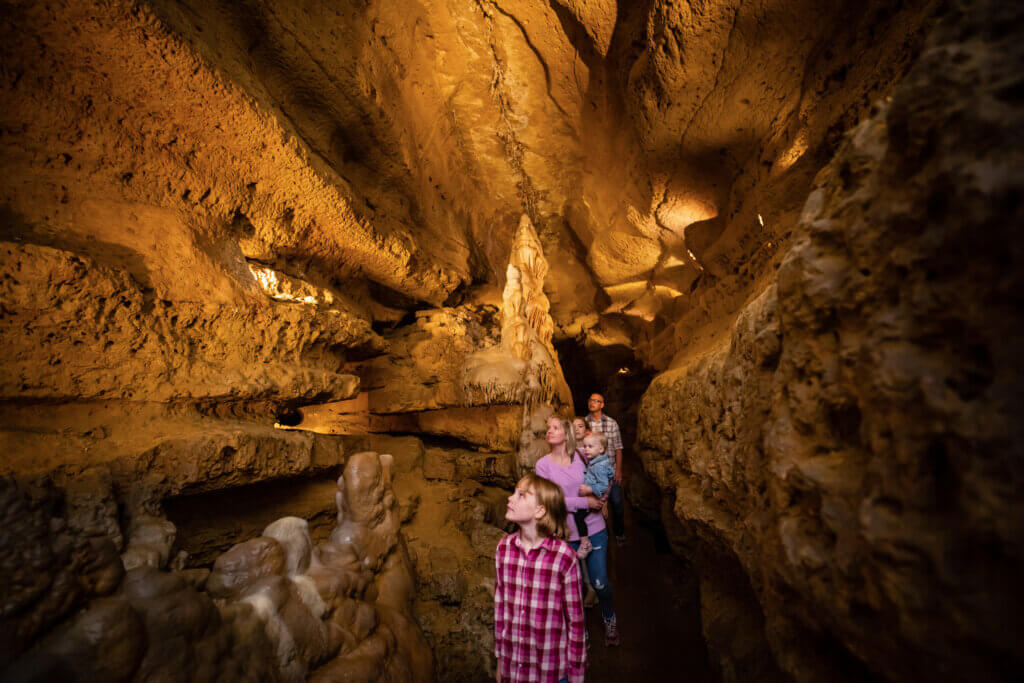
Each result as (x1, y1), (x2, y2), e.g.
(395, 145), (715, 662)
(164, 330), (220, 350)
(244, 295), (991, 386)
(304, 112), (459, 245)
(639, 2), (1024, 680)
(1, 453), (433, 683)
(345, 434), (514, 682)
(0, 0), (938, 388)
(5, 0), (1012, 681)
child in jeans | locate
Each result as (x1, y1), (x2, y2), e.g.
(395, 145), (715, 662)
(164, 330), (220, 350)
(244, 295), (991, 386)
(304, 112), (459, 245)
(494, 472), (586, 683)
(571, 432), (614, 559)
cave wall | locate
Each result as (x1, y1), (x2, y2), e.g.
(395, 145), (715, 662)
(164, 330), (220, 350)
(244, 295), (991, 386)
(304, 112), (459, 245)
(0, 0), (940, 394)
(0, 0), (939, 492)
(638, 1), (1024, 680)
(1, 0), (1002, 681)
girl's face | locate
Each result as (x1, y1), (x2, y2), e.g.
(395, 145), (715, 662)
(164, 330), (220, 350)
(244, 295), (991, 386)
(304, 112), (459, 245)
(583, 436), (604, 459)
(506, 483), (543, 524)
(546, 418), (566, 446)
(572, 419), (586, 440)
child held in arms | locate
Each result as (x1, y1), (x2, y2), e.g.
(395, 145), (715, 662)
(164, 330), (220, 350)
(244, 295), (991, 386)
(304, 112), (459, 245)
(494, 473), (586, 683)
(572, 432), (614, 559)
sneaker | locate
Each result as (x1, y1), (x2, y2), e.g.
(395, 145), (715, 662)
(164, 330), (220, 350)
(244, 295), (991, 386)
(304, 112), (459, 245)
(603, 617), (620, 647)
(576, 537), (593, 559)
(616, 534), (627, 547)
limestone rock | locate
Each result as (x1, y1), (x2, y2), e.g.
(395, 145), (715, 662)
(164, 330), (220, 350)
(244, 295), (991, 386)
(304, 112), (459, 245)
(0, 477), (124, 668)
(638, 2), (1024, 679)
(264, 517), (315, 577)
(207, 537), (287, 600)
(61, 466), (124, 551)
(121, 514), (178, 571)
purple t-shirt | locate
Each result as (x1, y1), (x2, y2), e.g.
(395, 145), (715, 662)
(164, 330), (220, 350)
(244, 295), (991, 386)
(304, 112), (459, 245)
(535, 453), (606, 542)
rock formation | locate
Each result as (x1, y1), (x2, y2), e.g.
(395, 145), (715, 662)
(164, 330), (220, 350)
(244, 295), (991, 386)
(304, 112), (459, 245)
(1, 451), (432, 682)
(639, 1), (1024, 680)
(1, 0), (1019, 681)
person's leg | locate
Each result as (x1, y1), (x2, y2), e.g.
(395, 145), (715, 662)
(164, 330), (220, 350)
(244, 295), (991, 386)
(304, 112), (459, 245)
(572, 511), (593, 558)
(569, 539), (598, 606)
(583, 529), (615, 620)
(572, 509), (590, 539)
(584, 529), (619, 645)
(608, 482), (625, 542)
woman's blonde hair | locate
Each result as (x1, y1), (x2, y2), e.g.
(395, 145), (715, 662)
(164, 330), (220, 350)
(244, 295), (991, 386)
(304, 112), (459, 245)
(549, 416), (576, 459)
(517, 472), (569, 540)
(583, 431), (608, 454)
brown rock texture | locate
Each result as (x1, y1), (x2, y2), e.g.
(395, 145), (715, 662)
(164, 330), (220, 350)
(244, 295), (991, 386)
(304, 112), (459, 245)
(638, 1), (1024, 680)
(342, 433), (515, 682)
(1, 452), (433, 683)
(0, 0), (938, 399)
(4, 0), (1013, 680)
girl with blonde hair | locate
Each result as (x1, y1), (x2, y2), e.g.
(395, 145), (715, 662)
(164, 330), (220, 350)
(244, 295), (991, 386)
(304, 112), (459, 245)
(494, 472), (586, 682)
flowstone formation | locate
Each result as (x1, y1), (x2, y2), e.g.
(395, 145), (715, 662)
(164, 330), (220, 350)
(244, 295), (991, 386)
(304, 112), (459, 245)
(287, 215), (570, 679)
(638, 1), (1024, 680)
(1, 451), (432, 682)
(465, 214), (574, 471)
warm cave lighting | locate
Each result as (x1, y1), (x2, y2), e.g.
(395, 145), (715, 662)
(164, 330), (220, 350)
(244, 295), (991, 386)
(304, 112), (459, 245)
(617, 367), (630, 375)
(248, 263), (326, 306)
(775, 128), (810, 173)
(686, 248), (705, 271)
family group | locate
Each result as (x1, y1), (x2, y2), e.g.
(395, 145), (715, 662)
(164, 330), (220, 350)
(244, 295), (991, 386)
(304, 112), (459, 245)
(493, 393), (627, 683)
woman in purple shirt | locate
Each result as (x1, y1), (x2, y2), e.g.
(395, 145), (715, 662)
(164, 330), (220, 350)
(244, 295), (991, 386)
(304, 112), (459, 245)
(535, 416), (621, 647)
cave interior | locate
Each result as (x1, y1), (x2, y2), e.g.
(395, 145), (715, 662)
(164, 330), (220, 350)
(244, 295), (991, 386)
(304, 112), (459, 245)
(1, 0), (1022, 682)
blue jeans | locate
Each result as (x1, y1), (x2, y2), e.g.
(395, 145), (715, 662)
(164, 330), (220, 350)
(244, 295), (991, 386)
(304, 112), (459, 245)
(569, 528), (615, 621)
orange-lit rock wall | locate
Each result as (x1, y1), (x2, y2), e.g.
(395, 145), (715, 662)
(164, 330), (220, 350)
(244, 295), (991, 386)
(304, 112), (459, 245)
(6, 0), (1011, 682)
(639, 2), (1024, 679)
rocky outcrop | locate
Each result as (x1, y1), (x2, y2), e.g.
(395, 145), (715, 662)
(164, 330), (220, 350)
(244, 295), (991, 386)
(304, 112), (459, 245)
(0, 0), (939, 376)
(1, 452), (434, 683)
(639, 2), (1024, 680)
(345, 434), (514, 682)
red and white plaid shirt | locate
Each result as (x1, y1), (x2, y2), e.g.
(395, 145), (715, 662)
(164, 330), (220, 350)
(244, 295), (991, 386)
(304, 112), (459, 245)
(494, 534), (586, 683)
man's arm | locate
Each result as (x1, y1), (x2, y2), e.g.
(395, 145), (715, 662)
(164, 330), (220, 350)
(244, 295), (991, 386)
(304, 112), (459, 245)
(610, 419), (625, 483)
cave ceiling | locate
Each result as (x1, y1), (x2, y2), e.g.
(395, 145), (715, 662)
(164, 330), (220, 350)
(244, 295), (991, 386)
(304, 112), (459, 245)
(0, 0), (935, 369)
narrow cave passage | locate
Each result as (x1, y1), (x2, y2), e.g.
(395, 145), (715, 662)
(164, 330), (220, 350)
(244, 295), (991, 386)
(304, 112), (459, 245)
(555, 339), (712, 681)
(2, 1), (1020, 682)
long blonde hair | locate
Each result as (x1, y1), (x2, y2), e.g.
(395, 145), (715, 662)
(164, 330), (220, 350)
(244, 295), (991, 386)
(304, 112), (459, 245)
(548, 416), (576, 461)
(516, 472), (569, 540)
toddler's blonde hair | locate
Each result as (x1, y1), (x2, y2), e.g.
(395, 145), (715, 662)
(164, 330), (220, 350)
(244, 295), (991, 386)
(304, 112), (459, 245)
(583, 431), (608, 454)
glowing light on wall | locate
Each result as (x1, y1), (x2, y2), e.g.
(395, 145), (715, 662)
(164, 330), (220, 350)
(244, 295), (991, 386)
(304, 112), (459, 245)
(686, 248), (704, 271)
(248, 263), (330, 306)
(775, 128), (809, 173)
(658, 198), (718, 237)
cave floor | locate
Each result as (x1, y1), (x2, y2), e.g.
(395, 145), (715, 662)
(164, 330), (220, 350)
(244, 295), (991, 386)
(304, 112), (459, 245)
(584, 500), (712, 683)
